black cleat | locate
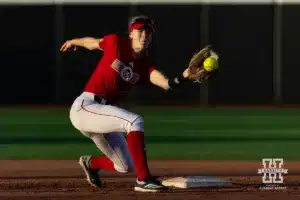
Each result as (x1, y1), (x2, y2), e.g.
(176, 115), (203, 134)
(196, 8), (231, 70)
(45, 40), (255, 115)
(134, 177), (168, 192)
(78, 155), (101, 188)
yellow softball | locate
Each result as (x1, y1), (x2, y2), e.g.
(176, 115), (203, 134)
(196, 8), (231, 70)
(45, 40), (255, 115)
(203, 57), (218, 72)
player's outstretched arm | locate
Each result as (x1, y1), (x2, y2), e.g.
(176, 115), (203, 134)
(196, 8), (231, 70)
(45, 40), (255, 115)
(149, 68), (189, 90)
(60, 37), (103, 52)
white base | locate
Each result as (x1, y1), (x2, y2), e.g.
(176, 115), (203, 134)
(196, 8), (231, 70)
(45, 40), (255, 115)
(161, 176), (232, 189)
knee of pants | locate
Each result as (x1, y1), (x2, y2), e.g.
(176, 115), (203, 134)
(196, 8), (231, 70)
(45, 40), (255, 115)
(126, 116), (144, 133)
(114, 162), (134, 173)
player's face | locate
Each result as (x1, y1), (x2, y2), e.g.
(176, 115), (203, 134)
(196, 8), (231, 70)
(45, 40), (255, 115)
(130, 29), (152, 52)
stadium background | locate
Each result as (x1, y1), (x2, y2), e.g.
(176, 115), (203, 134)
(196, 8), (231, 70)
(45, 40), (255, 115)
(2, 3), (300, 106)
(1, 3), (300, 161)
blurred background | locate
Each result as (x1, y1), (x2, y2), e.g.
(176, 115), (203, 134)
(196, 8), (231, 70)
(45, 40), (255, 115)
(1, 2), (298, 106)
(1, 2), (300, 160)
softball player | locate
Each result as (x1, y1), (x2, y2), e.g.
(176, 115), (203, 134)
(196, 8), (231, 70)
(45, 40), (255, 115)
(60, 15), (191, 192)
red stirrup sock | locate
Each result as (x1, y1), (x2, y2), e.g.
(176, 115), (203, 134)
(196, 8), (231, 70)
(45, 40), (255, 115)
(126, 131), (151, 181)
(89, 156), (116, 171)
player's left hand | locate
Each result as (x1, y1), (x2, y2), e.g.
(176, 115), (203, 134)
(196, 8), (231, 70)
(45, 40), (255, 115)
(187, 45), (219, 83)
(183, 68), (190, 78)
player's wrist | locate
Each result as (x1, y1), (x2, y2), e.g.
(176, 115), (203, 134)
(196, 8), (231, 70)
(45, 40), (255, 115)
(168, 73), (188, 89)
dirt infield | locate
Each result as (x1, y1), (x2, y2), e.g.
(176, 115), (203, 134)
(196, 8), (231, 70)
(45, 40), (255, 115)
(0, 160), (299, 200)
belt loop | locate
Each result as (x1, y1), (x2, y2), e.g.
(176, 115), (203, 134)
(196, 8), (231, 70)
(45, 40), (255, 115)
(94, 94), (107, 105)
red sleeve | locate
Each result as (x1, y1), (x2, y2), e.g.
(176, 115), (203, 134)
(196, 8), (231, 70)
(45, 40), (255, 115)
(148, 65), (156, 78)
(98, 34), (118, 50)
(149, 66), (156, 73)
(99, 38), (105, 50)
(147, 55), (157, 76)
(140, 60), (157, 84)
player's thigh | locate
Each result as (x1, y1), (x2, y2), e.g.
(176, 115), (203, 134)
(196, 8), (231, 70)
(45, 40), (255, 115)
(89, 132), (134, 173)
(70, 99), (143, 134)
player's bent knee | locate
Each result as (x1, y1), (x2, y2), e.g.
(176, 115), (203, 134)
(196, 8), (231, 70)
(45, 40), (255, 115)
(114, 163), (134, 173)
(127, 116), (144, 133)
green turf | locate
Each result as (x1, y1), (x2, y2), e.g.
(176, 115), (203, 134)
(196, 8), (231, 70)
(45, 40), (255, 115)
(1, 106), (300, 160)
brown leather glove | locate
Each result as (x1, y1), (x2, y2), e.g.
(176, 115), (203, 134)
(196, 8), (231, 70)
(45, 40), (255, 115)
(188, 45), (219, 83)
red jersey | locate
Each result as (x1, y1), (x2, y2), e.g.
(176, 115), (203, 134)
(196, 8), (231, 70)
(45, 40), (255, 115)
(84, 34), (156, 104)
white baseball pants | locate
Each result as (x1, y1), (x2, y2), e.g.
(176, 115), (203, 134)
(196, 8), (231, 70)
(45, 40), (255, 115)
(69, 92), (144, 173)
